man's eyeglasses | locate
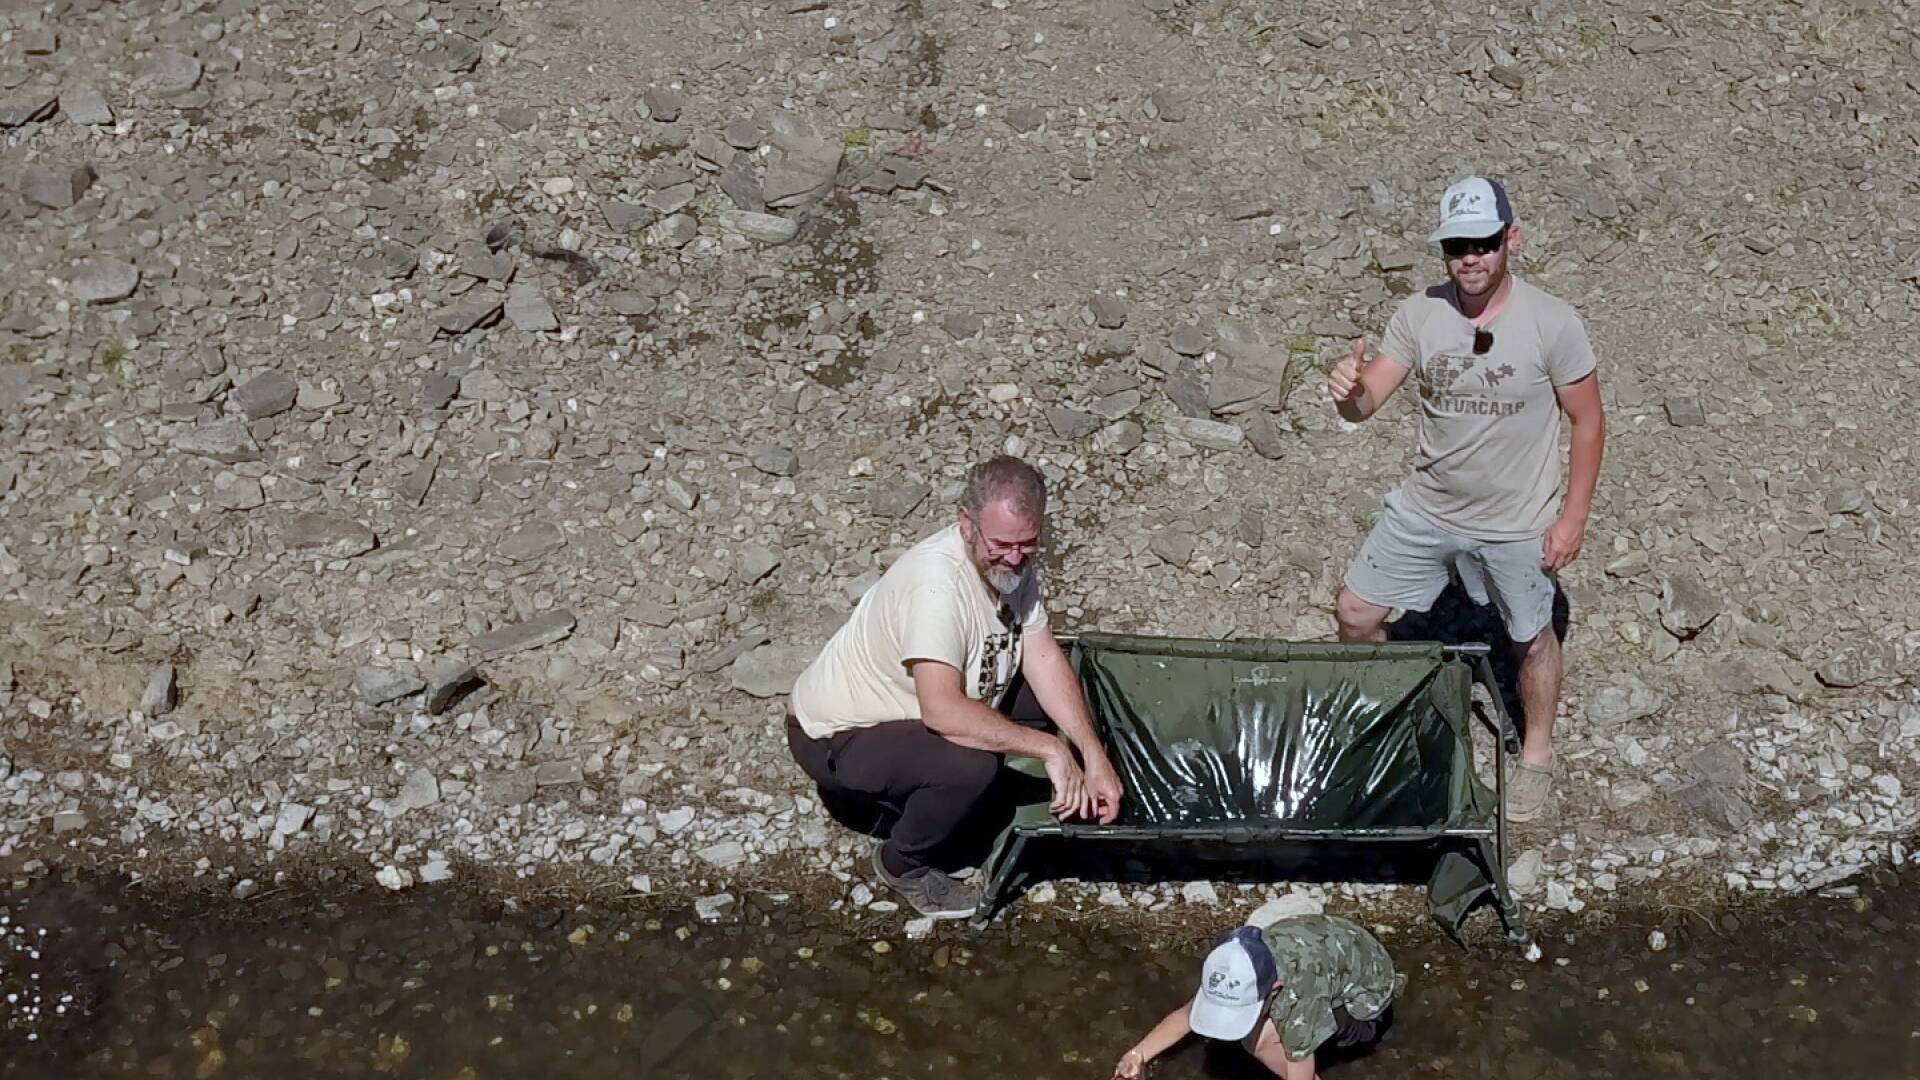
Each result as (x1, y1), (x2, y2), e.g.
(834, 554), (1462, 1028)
(983, 537), (1042, 558)
(1442, 232), (1506, 260)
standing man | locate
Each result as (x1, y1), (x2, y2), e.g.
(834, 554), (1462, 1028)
(1326, 176), (1607, 823)
(1113, 913), (1405, 1080)
(786, 455), (1125, 919)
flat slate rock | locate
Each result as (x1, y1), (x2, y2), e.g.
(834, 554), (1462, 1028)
(283, 513), (378, 558)
(234, 370), (298, 419)
(69, 258), (139, 303)
(173, 419), (260, 463)
(356, 666), (425, 706)
(469, 610), (577, 658)
(426, 657), (483, 714)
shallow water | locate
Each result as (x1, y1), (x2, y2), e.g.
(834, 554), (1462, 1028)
(2, 869), (1915, 1079)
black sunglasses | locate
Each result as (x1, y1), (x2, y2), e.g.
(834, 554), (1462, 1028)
(1442, 232), (1506, 260)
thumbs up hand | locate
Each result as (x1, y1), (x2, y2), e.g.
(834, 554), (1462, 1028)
(1328, 339), (1369, 403)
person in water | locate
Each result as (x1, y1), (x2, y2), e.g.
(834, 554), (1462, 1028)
(1114, 913), (1405, 1079)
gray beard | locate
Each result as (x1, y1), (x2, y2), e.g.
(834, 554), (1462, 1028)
(988, 561), (1035, 598)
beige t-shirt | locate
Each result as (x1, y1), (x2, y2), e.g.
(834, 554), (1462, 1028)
(791, 523), (1048, 739)
(1378, 278), (1597, 540)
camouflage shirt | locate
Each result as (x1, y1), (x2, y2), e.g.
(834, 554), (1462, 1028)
(1256, 915), (1404, 1061)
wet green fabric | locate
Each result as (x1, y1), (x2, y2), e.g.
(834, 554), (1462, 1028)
(1255, 915), (1404, 1061)
(973, 634), (1520, 940)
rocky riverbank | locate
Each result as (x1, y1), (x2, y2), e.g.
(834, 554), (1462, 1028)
(3, 0), (1918, 929)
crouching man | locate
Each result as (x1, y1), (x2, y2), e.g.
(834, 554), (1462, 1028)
(1114, 913), (1404, 1080)
(786, 455), (1124, 919)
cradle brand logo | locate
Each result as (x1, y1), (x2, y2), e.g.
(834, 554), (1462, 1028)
(1421, 353), (1525, 417)
(1236, 665), (1286, 689)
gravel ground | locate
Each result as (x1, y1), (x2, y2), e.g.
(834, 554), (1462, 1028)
(2, 0), (1917, 930)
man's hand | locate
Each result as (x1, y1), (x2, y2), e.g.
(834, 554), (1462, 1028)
(1112, 1050), (1146, 1080)
(1083, 752), (1125, 825)
(1327, 339), (1368, 403)
(1043, 746), (1092, 820)
(1541, 513), (1586, 572)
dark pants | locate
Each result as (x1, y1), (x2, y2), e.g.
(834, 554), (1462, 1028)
(786, 716), (1002, 874)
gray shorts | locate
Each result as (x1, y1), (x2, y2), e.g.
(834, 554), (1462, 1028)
(1344, 491), (1558, 643)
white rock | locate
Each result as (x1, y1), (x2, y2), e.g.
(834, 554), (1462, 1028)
(1179, 881), (1219, 905)
(1508, 849), (1545, 893)
(694, 892), (736, 922)
(542, 176), (575, 196)
(627, 874), (653, 893)
(1097, 887), (1127, 907)
(1026, 881), (1057, 904)
(375, 864), (415, 891)
(698, 840), (746, 868)
(420, 859), (454, 884)
(1544, 881), (1574, 910)
(273, 802), (314, 836)
(904, 916), (935, 940)
(658, 807), (695, 834)
(1648, 930), (1668, 952)
(1247, 891), (1324, 926)
(850, 883), (874, 907)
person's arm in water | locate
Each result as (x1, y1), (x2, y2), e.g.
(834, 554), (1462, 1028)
(1020, 627), (1124, 823)
(1112, 1004), (1194, 1079)
(1246, 1018), (1319, 1080)
(910, 660), (1089, 819)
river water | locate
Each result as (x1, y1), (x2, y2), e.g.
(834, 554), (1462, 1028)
(2, 867), (1915, 1079)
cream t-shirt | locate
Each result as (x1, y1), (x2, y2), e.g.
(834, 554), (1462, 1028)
(1378, 277), (1598, 540)
(791, 523), (1048, 739)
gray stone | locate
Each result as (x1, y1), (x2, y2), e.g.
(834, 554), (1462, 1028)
(730, 644), (820, 697)
(234, 370), (298, 419)
(137, 51), (204, 96)
(648, 213), (699, 248)
(1818, 641), (1898, 688)
(1091, 389), (1142, 421)
(535, 760), (585, 787)
(470, 610), (577, 659)
(643, 182), (698, 215)
(1688, 743), (1747, 789)
(69, 258), (139, 303)
(21, 163), (94, 209)
(1163, 367), (1211, 418)
(141, 663), (179, 717)
(1006, 105), (1046, 133)
(1507, 849), (1545, 892)
(480, 769), (537, 806)
(1242, 412), (1287, 460)
(751, 445), (798, 476)
(1089, 293), (1129, 329)
(642, 87), (682, 122)
(1149, 530), (1195, 567)
(498, 522), (565, 562)
(1046, 407), (1099, 441)
(1164, 416), (1246, 452)
(1170, 325), (1210, 357)
(173, 419), (260, 463)
(399, 768), (440, 810)
(719, 156), (765, 212)
(603, 201), (657, 232)
(437, 296), (505, 335)
(283, 514), (378, 559)
(943, 312), (984, 341)
(419, 860), (455, 884)
(505, 282), (559, 333)
(871, 481), (931, 519)
(1586, 675), (1668, 725)
(425, 657), (482, 714)
(0, 94), (58, 128)
(763, 134), (843, 208)
(1659, 575), (1721, 639)
(1825, 479), (1868, 516)
(717, 209), (799, 244)
(1664, 398), (1706, 427)
(273, 802), (314, 836)
(698, 631), (772, 674)
(1667, 779), (1753, 833)
(52, 811), (87, 834)
(698, 840), (747, 869)
(1149, 88), (1187, 122)
(608, 291), (658, 317)
(1092, 420), (1144, 455)
(356, 667), (424, 706)
(738, 547), (782, 584)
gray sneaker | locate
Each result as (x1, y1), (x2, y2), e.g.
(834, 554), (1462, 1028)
(1507, 760), (1555, 823)
(872, 844), (979, 920)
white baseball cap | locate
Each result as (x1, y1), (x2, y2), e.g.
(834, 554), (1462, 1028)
(1188, 927), (1278, 1041)
(1429, 176), (1514, 242)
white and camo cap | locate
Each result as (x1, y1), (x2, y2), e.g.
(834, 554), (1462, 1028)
(1429, 175), (1514, 242)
